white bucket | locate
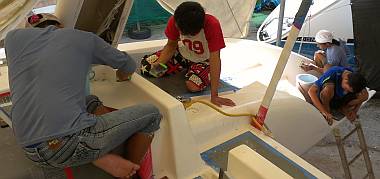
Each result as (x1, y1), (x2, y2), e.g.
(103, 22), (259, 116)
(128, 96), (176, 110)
(296, 74), (318, 87)
(296, 74), (318, 103)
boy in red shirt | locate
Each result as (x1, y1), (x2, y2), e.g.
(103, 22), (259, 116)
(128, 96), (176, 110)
(140, 1), (235, 107)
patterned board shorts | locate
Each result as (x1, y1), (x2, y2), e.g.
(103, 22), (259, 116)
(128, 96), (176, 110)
(140, 50), (211, 90)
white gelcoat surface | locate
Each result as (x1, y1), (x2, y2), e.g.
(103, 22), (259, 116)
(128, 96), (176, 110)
(0, 38), (346, 178)
(90, 66), (330, 179)
(228, 145), (292, 179)
(258, 0), (354, 43)
(0, 66), (9, 94)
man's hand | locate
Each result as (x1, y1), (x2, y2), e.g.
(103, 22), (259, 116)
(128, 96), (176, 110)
(211, 96), (236, 107)
(116, 69), (133, 81)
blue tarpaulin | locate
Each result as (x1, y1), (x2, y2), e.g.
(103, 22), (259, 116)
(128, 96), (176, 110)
(255, 0), (280, 12)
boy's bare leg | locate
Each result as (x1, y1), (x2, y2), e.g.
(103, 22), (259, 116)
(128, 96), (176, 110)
(319, 85), (334, 124)
(314, 51), (326, 68)
(340, 104), (359, 121)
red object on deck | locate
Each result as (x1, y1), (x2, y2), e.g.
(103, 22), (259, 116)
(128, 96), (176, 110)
(252, 105), (268, 130)
(64, 167), (74, 179)
(138, 147), (153, 179)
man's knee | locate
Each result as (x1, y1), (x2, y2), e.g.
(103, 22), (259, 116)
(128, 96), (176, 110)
(140, 104), (162, 133)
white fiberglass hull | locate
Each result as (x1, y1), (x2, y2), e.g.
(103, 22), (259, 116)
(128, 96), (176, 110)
(89, 39), (332, 178)
(257, 0), (354, 43)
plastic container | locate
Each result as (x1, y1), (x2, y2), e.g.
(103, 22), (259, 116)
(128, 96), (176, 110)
(296, 74), (318, 103)
(149, 63), (167, 77)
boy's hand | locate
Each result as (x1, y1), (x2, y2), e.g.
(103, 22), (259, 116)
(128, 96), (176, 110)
(116, 69), (133, 81)
(315, 50), (326, 55)
(300, 62), (317, 72)
(322, 112), (334, 125)
(211, 96), (236, 107)
(300, 63), (312, 71)
(149, 62), (166, 78)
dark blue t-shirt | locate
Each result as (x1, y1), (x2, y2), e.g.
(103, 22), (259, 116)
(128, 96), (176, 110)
(315, 66), (353, 98)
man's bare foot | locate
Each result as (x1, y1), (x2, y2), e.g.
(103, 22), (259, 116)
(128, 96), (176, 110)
(93, 154), (140, 178)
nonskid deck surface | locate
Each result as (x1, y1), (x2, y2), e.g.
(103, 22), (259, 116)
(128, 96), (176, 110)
(128, 53), (239, 98)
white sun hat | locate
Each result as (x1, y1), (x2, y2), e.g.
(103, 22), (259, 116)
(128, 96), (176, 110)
(315, 30), (333, 43)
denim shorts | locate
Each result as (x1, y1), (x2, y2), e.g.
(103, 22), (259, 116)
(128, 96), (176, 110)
(23, 103), (161, 169)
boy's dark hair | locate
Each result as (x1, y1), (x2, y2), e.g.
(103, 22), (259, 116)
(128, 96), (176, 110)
(348, 72), (367, 93)
(174, 1), (205, 36)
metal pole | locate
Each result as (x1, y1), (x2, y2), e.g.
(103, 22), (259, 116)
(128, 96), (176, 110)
(333, 128), (352, 179)
(354, 121), (375, 179)
(276, 0), (286, 46)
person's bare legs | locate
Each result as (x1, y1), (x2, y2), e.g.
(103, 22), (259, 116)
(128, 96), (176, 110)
(90, 105), (153, 178)
(339, 104), (359, 122)
(314, 51), (326, 68)
(319, 84), (335, 124)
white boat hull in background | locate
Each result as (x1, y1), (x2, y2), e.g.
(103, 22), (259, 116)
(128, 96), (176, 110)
(257, 0), (354, 43)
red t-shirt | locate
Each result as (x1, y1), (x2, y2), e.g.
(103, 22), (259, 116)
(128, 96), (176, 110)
(165, 14), (225, 62)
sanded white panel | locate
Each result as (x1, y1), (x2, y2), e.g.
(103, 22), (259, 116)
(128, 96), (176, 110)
(0, 66), (9, 94)
(228, 145), (292, 179)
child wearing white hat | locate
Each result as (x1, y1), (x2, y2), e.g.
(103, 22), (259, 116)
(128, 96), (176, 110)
(301, 30), (349, 74)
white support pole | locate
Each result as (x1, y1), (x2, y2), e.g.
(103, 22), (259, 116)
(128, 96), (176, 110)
(256, 0), (313, 126)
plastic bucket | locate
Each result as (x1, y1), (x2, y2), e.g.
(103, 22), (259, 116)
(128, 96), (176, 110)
(296, 74), (318, 103)
(296, 74), (318, 86)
